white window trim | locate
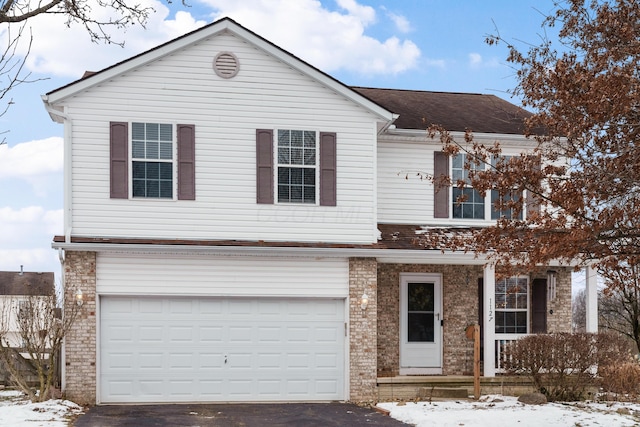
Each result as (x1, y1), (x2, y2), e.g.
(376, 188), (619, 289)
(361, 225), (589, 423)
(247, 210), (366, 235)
(274, 128), (319, 205)
(494, 276), (530, 335)
(449, 153), (529, 222)
(128, 121), (178, 201)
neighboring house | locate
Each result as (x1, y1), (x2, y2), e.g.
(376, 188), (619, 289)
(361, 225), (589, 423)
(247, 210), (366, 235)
(42, 18), (597, 405)
(0, 270), (55, 349)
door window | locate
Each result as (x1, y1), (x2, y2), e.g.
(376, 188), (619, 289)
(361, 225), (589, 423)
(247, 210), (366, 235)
(407, 282), (435, 342)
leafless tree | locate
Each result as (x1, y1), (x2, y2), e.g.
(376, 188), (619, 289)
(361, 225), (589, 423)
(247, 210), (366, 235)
(599, 262), (640, 354)
(572, 288), (586, 333)
(0, 290), (79, 401)
(0, 0), (170, 143)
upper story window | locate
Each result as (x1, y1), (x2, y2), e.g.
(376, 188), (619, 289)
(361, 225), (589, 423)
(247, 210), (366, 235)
(276, 130), (317, 204)
(434, 151), (528, 221)
(490, 155), (523, 220)
(495, 277), (528, 334)
(452, 153), (484, 219)
(132, 123), (174, 198)
(110, 122), (195, 200)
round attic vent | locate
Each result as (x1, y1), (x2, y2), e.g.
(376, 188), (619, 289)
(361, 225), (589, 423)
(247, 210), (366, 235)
(213, 51), (240, 79)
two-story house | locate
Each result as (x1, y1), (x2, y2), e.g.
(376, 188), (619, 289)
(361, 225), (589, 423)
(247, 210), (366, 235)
(42, 18), (591, 405)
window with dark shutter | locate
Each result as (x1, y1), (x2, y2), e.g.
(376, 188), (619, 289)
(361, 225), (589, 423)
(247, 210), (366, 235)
(433, 151), (449, 218)
(257, 129), (337, 206)
(110, 122), (195, 200)
(177, 124), (196, 200)
(110, 122), (128, 199)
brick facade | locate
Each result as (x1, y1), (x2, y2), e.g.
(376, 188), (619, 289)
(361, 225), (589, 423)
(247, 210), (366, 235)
(378, 263), (483, 376)
(348, 258), (378, 403)
(536, 267), (573, 333)
(63, 251), (97, 405)
(377, 264), (573, 377)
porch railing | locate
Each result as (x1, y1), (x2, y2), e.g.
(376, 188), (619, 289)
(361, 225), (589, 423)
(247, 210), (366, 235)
(495, 333), (528, 372)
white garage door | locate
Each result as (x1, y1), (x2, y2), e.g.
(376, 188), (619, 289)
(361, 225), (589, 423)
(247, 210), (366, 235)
(100, 296), (345, 403)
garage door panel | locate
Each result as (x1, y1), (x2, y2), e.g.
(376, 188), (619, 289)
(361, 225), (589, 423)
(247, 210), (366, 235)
(100, 296), (345, 403)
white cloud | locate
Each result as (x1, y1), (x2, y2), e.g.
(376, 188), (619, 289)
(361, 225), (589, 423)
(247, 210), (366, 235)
(469, 53), (483, 67)
(0, 207), (63, 245)
(0, 248), (59, 274)
(387, 11), (412, 33)
(201, 0), (421, 75)
(0, 137), (63, 179)
(3, 0), (421, 79)
(4, 1), (207, 78)
(0, 206), (62, 277)
(468, 52), (500, 68)
(336, 0), (376, 25)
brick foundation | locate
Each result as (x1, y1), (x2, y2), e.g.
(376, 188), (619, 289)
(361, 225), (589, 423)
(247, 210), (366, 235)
(63, 251), (97, 405)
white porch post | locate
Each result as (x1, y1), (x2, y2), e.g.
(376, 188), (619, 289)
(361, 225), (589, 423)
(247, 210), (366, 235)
(483, 263), (496, 377)
(585, 265), (599, 333)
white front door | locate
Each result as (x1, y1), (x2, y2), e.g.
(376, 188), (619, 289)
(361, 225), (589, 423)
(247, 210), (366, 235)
(399, 273), (443, 374)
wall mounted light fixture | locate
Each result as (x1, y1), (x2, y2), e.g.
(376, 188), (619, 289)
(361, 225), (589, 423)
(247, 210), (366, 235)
(360, 292), (369, 310)
(75, 289), (84, 306)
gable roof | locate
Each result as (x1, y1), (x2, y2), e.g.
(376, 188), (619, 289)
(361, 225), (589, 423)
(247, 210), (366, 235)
(42, 17), (394, 125)
(0, 271), (54, 296)
(351, 87), (532, 135)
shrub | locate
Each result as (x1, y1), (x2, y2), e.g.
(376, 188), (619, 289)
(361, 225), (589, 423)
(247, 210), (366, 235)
(502, 332), (631, 401)
(599, 361), (640, 401)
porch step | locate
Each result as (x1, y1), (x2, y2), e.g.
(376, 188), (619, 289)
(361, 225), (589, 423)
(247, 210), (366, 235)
(419, 387), (469, 399)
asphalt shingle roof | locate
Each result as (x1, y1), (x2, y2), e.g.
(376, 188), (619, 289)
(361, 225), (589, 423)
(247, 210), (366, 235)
(0, 271), (55, 296)
(351, 86), (532, 135)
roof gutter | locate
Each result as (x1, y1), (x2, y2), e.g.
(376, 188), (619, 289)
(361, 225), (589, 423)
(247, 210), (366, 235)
(50, 240), (492, 265)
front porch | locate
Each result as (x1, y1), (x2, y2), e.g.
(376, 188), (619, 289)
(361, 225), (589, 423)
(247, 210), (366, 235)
(375, 261), (599, 382)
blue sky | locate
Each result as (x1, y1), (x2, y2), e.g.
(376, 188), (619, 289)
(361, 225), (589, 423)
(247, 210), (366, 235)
(0, 0), (558, 281)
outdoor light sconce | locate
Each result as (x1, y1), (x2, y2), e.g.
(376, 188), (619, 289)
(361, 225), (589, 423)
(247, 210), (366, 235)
(547, 270), (557, 302)
(360, 292), (369, 310)
(75, 289), (84, 307)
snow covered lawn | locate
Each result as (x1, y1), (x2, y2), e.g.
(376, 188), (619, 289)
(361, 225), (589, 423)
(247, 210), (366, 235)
(378, 395), (640, 426)
(0, 390), (83, 426)
(2, 389), (640, 426)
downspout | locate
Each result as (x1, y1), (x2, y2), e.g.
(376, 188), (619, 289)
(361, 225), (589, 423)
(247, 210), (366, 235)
(57, 248), (66, 392)
(43, 97), (72, 394)
(41, 97), (73, 243)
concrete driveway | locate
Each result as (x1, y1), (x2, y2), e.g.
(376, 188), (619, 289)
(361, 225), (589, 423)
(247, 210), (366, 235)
(72, 402), (409, 426)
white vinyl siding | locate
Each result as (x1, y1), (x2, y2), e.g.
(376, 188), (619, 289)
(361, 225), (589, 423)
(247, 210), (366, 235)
(96, 253), (349, 298)
(377, 135), (534, 225)
(377, 136), (434, 224)
(64, 32), (379, 244)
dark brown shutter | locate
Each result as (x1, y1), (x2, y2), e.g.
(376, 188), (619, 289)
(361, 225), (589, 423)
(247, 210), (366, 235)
(433, 151), (449, 218)
(110, 121), (128, 199)
(531, 278), (547, 333)
(478, 278), (484, 361)
(526, 156), (541, 218)
(319, 132), (337, 206)
(256, 129), (274, 204)
(177, 124), (196, 200)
